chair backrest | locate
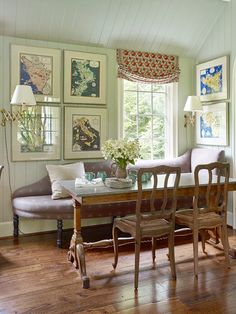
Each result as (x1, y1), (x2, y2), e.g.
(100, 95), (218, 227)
(193, 162), (230, 214)
(136, 165), (181, 223)
(0, 165), (3, 178)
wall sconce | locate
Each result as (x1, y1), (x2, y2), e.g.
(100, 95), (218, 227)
(184, 95), (203, 127)
(1, 85), (36, 126)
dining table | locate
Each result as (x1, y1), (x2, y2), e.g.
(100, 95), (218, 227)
(60, 172), (236, 289)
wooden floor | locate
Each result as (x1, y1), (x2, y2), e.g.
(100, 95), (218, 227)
(1, 230), (236, 314)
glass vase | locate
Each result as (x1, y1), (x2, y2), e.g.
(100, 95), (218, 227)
(115, 166), (127, 179)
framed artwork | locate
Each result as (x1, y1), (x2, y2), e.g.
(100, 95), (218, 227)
(196, 56), (229, 102)
(64, 50), (106, 104)
(12, 105), (61, 161)
(195, 102), (228, 146)
(11, 45), (61, 103)
(64, 106), (107, 159)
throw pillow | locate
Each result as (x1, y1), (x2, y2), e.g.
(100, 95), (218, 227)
(46, 162), (85, 199)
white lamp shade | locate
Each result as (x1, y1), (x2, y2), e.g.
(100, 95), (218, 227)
(10, 85), (36, 106)
(184, 96), (202, 112)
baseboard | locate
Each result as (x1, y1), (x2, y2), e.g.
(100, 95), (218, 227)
(0, 220), (65, 238)
(0, 221), (13, 238)
(0, 217), (112, 238)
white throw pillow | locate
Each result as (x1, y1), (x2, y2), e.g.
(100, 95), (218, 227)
(46, 162), (85, 199)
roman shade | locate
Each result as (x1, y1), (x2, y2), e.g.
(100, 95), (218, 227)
(117, 49), (180, 84)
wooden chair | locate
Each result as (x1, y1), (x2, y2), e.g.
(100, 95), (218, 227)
(112, 165), (181, 290)
(175, 162), (230, 277)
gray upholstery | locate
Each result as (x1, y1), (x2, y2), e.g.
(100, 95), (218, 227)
(12, 160), (114, 220)
(127, 150), (191, 173)
(190, 148), (225, 172)
(13, 195), (74, 219)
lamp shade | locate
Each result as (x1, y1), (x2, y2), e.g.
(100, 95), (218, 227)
(10, 85), (36, 106)
(184, 96), (202, 112)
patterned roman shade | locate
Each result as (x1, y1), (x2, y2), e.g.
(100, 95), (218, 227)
(117, 49), (180, 84)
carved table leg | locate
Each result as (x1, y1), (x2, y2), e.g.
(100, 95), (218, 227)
(67, 199), (90, 288)
(77, 243), (90, 289)
(67, 229), (80, 268)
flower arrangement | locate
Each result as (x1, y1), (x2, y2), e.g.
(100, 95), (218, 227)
(101, 138), (140, 169)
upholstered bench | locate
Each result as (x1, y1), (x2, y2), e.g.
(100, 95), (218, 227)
(12, 148), (225, 247)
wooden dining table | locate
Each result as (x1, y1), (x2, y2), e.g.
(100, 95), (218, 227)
(60, 172), (236, 289)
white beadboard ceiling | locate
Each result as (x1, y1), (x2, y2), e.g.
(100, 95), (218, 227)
(0, 0), (229, 58)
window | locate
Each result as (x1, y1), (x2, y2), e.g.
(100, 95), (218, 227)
(121, 79), (177, 160)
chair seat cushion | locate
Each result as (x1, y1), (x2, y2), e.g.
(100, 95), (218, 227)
(175, 209), (223, 229)
(114, 215), (171, 238)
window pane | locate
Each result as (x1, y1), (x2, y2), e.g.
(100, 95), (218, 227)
(153, 93), (165, 114)
(139, 139), (152, 159)
(138, 115), (152, 138)
(153, 84), (165, 92)
(138, 83), (151, 92)
(124, 91), (137, 116)
(139, 92), (151, 114)
(124, 80), (137, 91)
(124, 115), (137, 138)
(153, 140), (165, 159)
(153, 115), (165, 138)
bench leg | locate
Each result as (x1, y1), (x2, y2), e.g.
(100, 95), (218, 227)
(13, 214), (19, 237)
(57, 219), (63, 248)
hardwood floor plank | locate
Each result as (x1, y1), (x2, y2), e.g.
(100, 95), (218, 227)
(1, 229), (236, 313)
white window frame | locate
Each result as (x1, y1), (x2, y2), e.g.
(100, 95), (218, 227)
(118, 79), (178, 159)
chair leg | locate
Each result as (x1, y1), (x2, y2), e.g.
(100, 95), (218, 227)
(152, 237), (156, 263)
(168, 231), (176, 280)
(221, 223), (230, 268)
(112, 224), (119, 269)
(193, 228), (199, 277)
(13, 214), (19, 237)
(57, 220), (63, 248)
(134, 236), (141, 290)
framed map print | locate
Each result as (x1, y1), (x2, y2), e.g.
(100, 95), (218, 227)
(64, 107), (107, 159)
(11, 45), (61, 103)
(64, 50), (106, 104)
(195, 102), (228, 146)
(12, 105), (61, 161)
(196, 56), (229, 102)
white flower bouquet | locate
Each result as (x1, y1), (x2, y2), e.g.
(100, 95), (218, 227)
(102, 138), (140, 169)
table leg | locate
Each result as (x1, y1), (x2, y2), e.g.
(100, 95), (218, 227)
(67, 199), (90, 288)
